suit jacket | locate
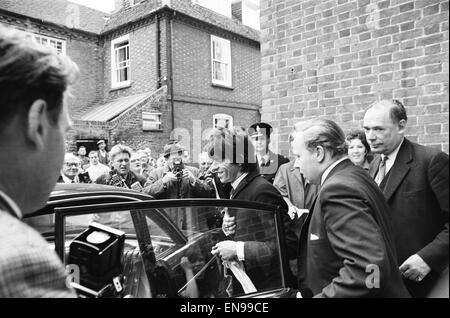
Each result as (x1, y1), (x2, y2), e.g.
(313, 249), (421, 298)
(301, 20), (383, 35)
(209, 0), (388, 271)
(98, 150), (109, 166)
(0, 200), (75, 297)
(258, 151), (290, 184)
(226, 171), (297, 290)
(144, 165), (214, 199)
(369, 139), (449, 296)
(298, 159), (410, 298)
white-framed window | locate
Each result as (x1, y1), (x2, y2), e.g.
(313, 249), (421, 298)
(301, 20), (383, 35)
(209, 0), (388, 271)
(19, 30), (66, 55)
(111, 34), (131, 88)
(142, 112), (162, 131)
(211, 35), (232, 87)
(213, 114), (233, 129)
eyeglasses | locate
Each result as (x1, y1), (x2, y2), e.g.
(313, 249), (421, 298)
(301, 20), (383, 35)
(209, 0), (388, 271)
(65, 162), (80, 167)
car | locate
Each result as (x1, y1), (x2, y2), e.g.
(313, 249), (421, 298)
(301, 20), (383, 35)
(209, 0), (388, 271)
(24, 183), (448, 298)
(24, 183), (294, 298)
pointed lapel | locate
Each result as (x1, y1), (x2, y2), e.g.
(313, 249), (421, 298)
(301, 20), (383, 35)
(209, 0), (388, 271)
(382, 139), (413, 201)
(369, 155), (381, 179)
(289, 161), (306, 207)
(290, 161), (304, 185)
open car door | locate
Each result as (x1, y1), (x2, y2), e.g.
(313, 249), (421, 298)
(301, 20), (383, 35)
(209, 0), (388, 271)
(54, 199), (294, 298)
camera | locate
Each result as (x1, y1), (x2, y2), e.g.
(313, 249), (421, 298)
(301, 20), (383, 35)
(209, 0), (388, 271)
(172, 158), (184, 180)
(68, 222), (125, 297)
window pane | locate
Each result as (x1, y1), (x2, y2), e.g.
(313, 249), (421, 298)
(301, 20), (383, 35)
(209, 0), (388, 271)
(152, 206), (282, 298)
(214, 41), (223, 61)
(213, 61), (225, 81)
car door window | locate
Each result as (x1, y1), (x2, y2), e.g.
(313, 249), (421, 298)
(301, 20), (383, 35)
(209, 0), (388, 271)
(50, 200), (288, 298)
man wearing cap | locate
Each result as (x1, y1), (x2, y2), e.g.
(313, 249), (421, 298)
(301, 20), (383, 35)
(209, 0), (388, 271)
(97, 139), (109, 166)
(144, 141), (214, 200)
(248, 122), (289, 184)
(144, 142), (214, 229)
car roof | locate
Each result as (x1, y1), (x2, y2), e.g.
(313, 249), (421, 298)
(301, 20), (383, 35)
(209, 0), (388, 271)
(28, 183), (153, 217)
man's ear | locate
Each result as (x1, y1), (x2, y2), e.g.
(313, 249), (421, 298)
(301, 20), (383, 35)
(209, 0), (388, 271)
(398, 119), (407, 134)
(27, 99), (48, 151)
(315, 146), (326, 163)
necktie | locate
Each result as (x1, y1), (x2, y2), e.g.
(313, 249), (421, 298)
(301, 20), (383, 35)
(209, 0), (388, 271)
(229, 187), (235, 199)
(375, 156), (388, 185)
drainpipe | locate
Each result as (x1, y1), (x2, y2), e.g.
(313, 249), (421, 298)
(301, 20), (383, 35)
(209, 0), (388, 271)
(165, 10), (175, 130)
(156, 14), (161, 89)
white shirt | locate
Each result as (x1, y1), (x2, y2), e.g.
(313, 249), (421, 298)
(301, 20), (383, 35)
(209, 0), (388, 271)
(86, 163), (110, 182)
(230, 172), (249, 261)
(256, 153), (270, 166)
(321, 156), (349, 185)
(0, 190), (22, 218)
(382, 138), (404, 175)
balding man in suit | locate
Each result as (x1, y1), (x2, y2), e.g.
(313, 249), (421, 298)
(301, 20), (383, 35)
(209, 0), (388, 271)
(363, 99), (449, 297)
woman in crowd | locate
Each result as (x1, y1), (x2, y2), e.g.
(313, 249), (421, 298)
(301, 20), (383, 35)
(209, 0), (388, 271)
(345, 129), (371, 170)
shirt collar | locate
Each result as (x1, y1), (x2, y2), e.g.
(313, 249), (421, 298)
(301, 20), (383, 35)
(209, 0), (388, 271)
(293, 157), (301, 169)
(61, 173), (78, 184)
(321, 156), (348, 185)
(0, 190), (22, 218)
(257, 153), (270, 164)
(231, 172), (249, 190)
(382, 137), (404, 164)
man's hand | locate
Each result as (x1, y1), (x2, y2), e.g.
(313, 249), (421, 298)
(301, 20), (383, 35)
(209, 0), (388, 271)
(211, 241), (238, 261)
(222, 213), (236, 236)
(399, 254), (431, 282)
(162, 171), (178, 184)
(180, 256), (194, 273)
(182, 169), (196, 185)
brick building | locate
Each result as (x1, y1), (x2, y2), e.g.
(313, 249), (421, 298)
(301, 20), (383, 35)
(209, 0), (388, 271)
(0, 0), (262, 160)
(260, 0), (449, 156)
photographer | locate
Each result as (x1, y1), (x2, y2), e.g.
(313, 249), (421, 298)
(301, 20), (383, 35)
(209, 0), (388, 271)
(144, 142), (214, 199)
(96, 145), (147, 190)
(58, 153), (92, 184)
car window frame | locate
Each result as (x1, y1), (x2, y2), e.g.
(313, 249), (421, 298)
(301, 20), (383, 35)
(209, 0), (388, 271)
(53, 198), (291, 298)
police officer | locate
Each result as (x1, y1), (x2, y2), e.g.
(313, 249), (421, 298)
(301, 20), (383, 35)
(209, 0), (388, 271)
(248, 122), (289, 184)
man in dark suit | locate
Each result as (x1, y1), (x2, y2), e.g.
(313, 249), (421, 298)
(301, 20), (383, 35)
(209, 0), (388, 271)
(292, 119), (410, 298)
(363, 99), (449, 297)
(97, 139), (109, 166)
(206, 127), (297, 294)
(248, 122), (289, 184)
(0, 27), (78, 297)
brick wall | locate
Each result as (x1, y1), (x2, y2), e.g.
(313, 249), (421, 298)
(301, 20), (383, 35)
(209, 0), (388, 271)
(260, 0), (449, 155)
(103, 22), (159, 100)
(66, 86), (170, 157)
(0, 17), (103, 120)
(173, 101), (260, 162)
(172, 18), (262, 106)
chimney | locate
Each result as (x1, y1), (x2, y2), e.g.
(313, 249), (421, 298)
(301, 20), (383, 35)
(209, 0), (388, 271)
(114, 0), (132, 12)
(232, 1), (242, 22)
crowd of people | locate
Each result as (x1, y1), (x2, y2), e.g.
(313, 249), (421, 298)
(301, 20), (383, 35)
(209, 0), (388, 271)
(0, 26), (448, 299)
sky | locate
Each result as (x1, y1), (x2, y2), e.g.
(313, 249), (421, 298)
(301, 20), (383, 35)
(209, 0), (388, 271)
(69, 0), (115, 13)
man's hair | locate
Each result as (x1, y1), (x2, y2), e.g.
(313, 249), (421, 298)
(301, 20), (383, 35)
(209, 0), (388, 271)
(368, 99), (408, 124)
(0, 26), (79, 130)
(109, 144), (132, 162)
(295, 119), (347, 158)
(205, 127), (259, 174)
(88, 150), (98, 157)
(345, 129), (370, 152)
(64, 153), (81, 164)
